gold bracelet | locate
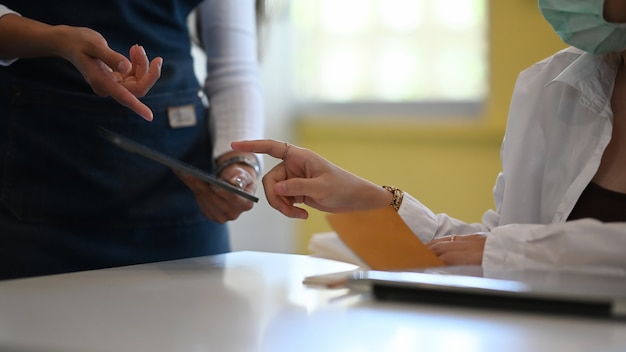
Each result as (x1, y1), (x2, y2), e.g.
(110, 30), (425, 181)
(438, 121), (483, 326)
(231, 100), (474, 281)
(382, 185), (404, 211)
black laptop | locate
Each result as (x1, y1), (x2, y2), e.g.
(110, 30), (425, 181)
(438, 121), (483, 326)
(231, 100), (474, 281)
(347, 266), (626, 318)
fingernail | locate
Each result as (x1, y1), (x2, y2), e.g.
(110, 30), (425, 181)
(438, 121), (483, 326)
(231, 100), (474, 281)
(276, 183), (287, 195)
(141, 110), (153, 122)
(117, 61), (131, 74)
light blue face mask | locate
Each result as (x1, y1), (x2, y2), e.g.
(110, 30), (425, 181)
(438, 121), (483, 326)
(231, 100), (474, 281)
(539, 0), (626, 54)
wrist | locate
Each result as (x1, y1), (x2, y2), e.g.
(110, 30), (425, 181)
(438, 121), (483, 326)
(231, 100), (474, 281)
(354, 182), (395, 211)
(48, 25), (78, 60)
(382, 185), (404, 211)
(215, 153), (261, 178)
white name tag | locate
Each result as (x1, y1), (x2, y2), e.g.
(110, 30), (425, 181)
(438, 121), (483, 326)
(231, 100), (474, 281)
(167, 104), (197, 128)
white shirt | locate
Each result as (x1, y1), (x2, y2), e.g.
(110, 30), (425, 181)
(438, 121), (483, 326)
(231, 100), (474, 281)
(0, 5), (14, 17)
(399, 47), (626, 274)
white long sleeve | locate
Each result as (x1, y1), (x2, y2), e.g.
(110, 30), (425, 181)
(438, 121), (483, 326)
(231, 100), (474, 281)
(398, 193), (490, 244)
(197, 0), (264, 159)
(484, 219), (626, 275)
(0, 4), (14, 15)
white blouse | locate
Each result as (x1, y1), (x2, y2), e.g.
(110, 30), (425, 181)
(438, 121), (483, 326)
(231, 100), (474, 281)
(399, 47), (626, 274)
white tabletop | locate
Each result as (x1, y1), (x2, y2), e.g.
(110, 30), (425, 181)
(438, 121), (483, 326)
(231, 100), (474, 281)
(0, 251), (625, 352)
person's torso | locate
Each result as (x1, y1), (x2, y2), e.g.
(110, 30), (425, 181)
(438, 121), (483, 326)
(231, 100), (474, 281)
(0, 0), (215, 228)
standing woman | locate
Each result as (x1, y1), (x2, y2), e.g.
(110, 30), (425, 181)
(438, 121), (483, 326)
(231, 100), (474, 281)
(0, 0), (264, 280)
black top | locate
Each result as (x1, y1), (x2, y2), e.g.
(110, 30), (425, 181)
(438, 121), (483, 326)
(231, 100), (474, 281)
(567, 182), (626, 222)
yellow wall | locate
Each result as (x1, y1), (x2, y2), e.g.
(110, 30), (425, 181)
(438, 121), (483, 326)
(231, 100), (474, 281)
(292, 1), (567, 253)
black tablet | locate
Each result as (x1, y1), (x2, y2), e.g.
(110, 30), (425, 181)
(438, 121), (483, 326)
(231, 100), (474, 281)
(98, 127), (259, 202)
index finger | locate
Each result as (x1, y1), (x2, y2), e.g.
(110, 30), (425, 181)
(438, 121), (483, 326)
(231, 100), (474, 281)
(231, 139), (288, 159)
(104, 80), (154, 121)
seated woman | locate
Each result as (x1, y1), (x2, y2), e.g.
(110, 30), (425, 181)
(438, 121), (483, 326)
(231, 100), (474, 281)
(233, 0), (626, 274)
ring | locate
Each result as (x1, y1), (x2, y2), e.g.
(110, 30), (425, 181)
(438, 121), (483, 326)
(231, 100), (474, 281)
(450, 235), (456, 242)
(231, 176), (244, 189)
(281, 142), (290, 160)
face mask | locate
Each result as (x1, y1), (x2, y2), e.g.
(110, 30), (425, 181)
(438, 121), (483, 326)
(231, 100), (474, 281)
(539, 0), (626, 54)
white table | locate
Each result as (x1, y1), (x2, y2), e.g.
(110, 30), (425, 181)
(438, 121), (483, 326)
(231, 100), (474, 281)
(0, 251), (625, 352)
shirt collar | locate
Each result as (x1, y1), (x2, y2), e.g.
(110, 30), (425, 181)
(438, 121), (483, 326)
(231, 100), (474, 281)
(548, 50), (621, 114)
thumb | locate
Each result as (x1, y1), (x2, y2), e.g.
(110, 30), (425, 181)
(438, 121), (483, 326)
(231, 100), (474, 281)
(275, 177), (330, 201)
(88, 44), (132, 74)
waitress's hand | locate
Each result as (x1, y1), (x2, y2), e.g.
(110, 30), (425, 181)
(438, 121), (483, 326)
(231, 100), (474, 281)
(56, 26), (162, 121)
(232, 139), (392, 219)
(176, 155), (258, 224)
(0, 15), (162, 121)
(426, 234), (487, 265)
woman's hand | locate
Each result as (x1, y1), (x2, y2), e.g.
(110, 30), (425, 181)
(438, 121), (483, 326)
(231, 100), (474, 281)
(54, 26), (162, 121)
(232, 139), (392, 219)
(427, 234), (487, 265)
(0, 14), (162, 121)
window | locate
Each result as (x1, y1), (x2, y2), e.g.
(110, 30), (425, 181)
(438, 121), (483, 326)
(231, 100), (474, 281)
(290, 0), (488, 116)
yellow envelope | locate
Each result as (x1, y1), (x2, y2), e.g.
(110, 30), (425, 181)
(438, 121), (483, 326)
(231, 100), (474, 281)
(326, 207), (445, 270)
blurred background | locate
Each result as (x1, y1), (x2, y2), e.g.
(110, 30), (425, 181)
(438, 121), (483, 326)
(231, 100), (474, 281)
(208, 0), (567, 254)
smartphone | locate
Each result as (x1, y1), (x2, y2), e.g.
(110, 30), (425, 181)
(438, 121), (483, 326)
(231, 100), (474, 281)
(98, 127), (259, 202)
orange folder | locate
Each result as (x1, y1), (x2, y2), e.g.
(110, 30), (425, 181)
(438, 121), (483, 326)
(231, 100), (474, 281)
(326, 207), (445, 271)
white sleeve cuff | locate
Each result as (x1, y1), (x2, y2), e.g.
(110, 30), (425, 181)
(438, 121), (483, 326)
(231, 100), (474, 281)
(0, 5), (20, 66)
(397, 192), (439, 243)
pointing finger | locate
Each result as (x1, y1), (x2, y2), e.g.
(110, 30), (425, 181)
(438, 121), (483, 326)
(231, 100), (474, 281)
(231, 139), (291, 160)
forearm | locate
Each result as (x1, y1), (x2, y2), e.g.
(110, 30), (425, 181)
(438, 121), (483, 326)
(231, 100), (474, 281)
(347, 177), (393, 212)
(0, 13), (71, 61)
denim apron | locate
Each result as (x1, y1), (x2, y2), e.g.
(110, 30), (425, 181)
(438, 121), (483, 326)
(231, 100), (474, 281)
(0, 0), (230, 279)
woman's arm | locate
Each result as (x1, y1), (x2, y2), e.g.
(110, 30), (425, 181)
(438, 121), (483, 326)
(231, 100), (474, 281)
(232, 139), (393, 219)
(198, 0), (264, 159)
(177, 0), (265, 223)
(484, 219), (626, 274)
